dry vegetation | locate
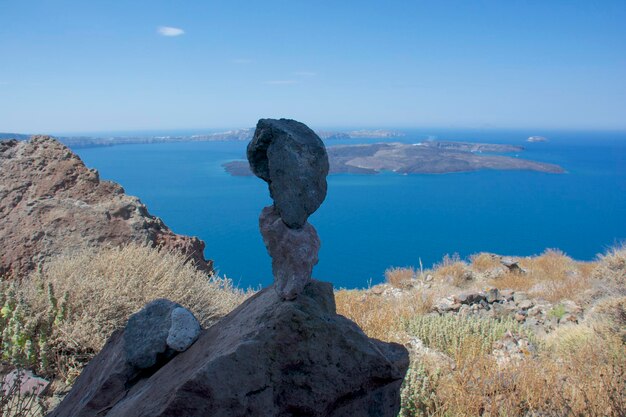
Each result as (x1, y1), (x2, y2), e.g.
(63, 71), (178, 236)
(1, 244), (250, 384)
(336, 246), (626, 416)
(2, 244), (624, 416)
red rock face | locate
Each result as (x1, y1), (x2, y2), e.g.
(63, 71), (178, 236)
(0, 136), (212, 277)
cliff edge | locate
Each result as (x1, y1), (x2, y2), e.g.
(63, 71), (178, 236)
(0, 136), (212, 277)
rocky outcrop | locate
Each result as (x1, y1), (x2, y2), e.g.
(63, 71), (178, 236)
(249, 118), (329, 299)
(433, 289), (583, 336)
(0, 136), (212, 277)
(51, 280), (409, 417)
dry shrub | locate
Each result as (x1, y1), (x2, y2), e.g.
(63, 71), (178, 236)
(432, 254), (469, 287)
(335, 290), (431, 343)
(20, 244), (250, 380)
(401, 326), (625, 417)
(542, 323), (597, 356)
(585, 296), (626, 343)
(385, 267), (415, 288)
(593, 244), (626, 291)
(469, 253), (502, 273)
(488, 271), (535, 293)
(515, 249), (593, 302)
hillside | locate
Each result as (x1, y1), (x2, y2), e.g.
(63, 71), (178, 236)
(0, 136), (212, 277)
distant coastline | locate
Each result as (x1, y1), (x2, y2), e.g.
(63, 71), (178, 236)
(224, 140), (565, 176)
(0, 129), (405, 149)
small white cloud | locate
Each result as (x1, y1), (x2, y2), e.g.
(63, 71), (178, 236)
(294, 71), (316, 76)
(232, 58), (253, 64)
(264, 80), (298, 85)
(157, 26), (185, 37)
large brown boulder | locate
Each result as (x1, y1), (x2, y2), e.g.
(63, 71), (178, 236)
(0, 136), (212, 277)
(51, 280), (409, 417)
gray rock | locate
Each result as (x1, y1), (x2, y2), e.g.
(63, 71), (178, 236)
(247, 118), (329, 228)
(517, 299), (534, 310)
(561, 300), (583, 314)
(124, 299), (179, 369)
(125, 299), (201, 369)
(2, 369), (49, 396)
(259, 205), (320, 300)
(500, 289), (515, 301)
(486, 288), (500, 303)
(501, 257), (526, 273)
(166, 307), (201, 352)
(513, 292), (529, 303)
(454, 291), (486, 305)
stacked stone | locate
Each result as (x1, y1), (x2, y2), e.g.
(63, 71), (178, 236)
(247, 118), (330, 300)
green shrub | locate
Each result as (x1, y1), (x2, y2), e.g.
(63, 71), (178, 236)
(547, 303), (567, 320)
(403, 314), (534, 357)
(400, 362), (441, 417)
(0, 277), (67, 375)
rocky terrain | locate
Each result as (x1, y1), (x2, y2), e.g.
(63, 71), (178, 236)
(336, 248), (625, 416)
(0, 136), (212, 277)
(224, 141), (565, 176)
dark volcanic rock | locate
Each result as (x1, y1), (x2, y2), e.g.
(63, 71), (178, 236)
(247, 118), (329, 228)
(0, 136), (212, 277)
(54, 280), (409, 417)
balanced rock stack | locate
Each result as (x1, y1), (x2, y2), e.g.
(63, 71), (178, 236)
(248, 118), (330, 300)
(51, 119), (408, 417)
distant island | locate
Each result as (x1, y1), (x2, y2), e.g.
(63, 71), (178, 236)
(224, 140), (565, 176)
(0, 129), (405, 149)
(527, 136), (548, 143)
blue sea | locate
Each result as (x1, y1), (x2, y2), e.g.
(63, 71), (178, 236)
(75, 129), (626, 289)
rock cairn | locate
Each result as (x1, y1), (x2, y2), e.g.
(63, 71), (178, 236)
(247, 118), (330, 300)
(49, 119), (408, 416)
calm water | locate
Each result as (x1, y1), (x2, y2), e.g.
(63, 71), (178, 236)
(75, 129), (626, 289)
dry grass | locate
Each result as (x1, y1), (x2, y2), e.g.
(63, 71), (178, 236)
(480, 249), (597, 303)
(521, 249), (593, 302)
(593, 244), (626, 290)
(373, 246), (626, 416)
(431, 254), (470, 287)
(469, 253), (502, 272)
(399, 321), (625, 417)
(585, 295), (626, 343)
(335, 290), (431, 343)
(487, 271), (535, 292)
(385, 267), (415, 288)
(18, 244), (250, 381)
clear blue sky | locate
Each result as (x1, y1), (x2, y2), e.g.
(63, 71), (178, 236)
(1, 0), (625, 133)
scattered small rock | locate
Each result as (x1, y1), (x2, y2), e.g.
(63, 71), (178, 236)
(2, 369), (50, 396)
